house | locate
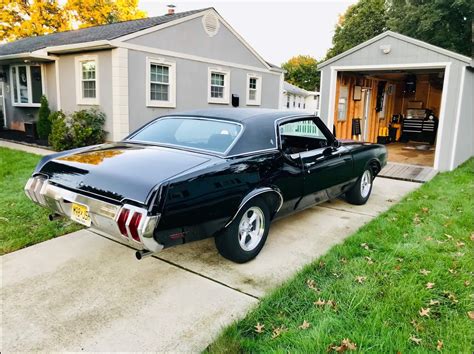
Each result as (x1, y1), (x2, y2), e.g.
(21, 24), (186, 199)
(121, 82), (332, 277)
(280, 81), (320, 116)
(318, 31), (473, 172)
(0, 8), (284, 141)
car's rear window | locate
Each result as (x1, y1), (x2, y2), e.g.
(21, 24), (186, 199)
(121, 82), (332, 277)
(128, 117), (242, 154)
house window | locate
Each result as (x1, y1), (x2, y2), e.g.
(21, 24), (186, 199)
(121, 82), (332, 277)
(75, 55), (99, 105)
(10, 65), (43, 106)
(246, 74), (261, 105)
(286, 94), (290, 108)
(146, 57), (176, 108)
(293, 98), (295, 108)
(208, 68), (230, 104)
(337, 86), (349, 121)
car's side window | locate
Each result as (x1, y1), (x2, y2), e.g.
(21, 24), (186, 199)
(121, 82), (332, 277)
(279, 119), (328, 155)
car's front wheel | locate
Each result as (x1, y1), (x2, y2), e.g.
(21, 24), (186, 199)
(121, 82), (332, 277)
(215, 198), (270, 263)
(345, 168), (373, 205)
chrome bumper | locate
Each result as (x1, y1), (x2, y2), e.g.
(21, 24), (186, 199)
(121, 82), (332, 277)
(24, 176), (164, 253)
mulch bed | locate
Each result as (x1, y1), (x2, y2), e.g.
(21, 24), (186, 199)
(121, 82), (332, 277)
(0, 129), (49, 147)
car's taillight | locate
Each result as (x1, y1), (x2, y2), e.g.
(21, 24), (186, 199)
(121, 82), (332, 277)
(129, 212), (143, 242)
(118, 208), (130, 237)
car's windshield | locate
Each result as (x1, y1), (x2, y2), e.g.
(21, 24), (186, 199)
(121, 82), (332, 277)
(128, 117), (242, 154)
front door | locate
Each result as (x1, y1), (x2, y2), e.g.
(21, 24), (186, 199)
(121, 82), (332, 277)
(361, 88), (371, 141)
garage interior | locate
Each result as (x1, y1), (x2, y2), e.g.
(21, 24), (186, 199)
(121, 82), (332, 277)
(333, 69), (444, 168)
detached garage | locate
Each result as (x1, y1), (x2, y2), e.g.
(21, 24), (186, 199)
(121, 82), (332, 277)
(318, 31), (473, 173)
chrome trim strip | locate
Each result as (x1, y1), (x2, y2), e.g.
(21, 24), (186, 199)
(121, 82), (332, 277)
(224, 187), (284, 227)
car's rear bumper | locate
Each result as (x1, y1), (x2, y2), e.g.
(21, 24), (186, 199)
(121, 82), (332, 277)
(24, 176), (164, 253)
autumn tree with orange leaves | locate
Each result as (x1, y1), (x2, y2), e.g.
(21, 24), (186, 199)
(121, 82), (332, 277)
(0, 0), (146, 42)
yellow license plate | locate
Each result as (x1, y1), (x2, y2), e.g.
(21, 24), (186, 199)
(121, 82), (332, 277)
(71, 202), (91, 227)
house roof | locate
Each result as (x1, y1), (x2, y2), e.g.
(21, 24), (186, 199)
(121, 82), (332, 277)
(283, 81), (309, 96)
(318, 31), (472, 69)
(0, 8), (210, 56)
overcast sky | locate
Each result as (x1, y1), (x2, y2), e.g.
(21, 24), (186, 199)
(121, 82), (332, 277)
(140, 0), (357, 65)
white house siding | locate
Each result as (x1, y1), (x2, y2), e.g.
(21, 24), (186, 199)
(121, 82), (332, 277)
(127, 49), (281, 131)
(56, 50), (114, 138)
(111, 48), (129, 141)
(318, 32), (472, 171)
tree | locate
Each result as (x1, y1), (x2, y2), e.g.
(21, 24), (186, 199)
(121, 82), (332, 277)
(325, 0), (387, 60)
(0, 0), (147, 42)
(281, 55), (320, 91)
(325, 0), (472, 60)
(387, 0), (471, 57)
(0, 0), (70, 42)
(65, 0), (146, 29)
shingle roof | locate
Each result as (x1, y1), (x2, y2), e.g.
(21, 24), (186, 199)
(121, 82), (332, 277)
(0, 8), (210, 56)
(283, 81), (309, 96)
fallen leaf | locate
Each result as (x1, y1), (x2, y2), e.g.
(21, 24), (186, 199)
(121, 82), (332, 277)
(298, 320), (311, 330)
(426, 282), (435, 289)
(421, 207), (429, 213)
(355, 276), (367, 284)
(365, 256), (374, 264)
(254, 323), (265, 333)
(329, 338), (357, 352)
(420, 269), (431, 276)
(456, 241), (465, 248)
(425, 236), (433, 241)
(448, 268), (457, 274)
(436, 240), (445, 245)
(271, 325), (286, 339)
(468, 311), (474, 320)
(340, 257), (348, 264)
(409, 336), (422, 345)
(319, 261), (326, 268)
(333, 273), (341, 278)
(419, 307), (431, 317)
(429, 299), (440, 306)
(397, 258), (404, 263)
(448, 293), (458, 303)
(341, 338), (357, 351)
(326, 299), (337, 309)
(464, 280), (470, 287)
(413, 214), (421, 224)
(455, 252), (465, 257)
(360, 243), (370, 250)
(306, 279), (318, 290)
(437, 340), (443, 351)
(394, 265), (401, 271)
(470, 233), (474, 241)
(444, 234), (453, 240)
(314, 298), (326, 307)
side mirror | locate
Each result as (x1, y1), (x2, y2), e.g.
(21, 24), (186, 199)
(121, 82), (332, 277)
(332, 139), (341, 148)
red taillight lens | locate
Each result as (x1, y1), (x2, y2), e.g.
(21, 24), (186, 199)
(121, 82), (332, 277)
(118, 208), (130, 237)
(129, 212), (143, 242)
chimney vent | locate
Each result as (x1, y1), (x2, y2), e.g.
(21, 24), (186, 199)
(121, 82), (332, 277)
(167, 4), (176, 15)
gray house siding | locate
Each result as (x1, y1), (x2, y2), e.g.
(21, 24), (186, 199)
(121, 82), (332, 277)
(125, 16), (266, 70)
(127, 49), (280, 130)
(318, 33), (472, 171)
(56, 50), (114, 137)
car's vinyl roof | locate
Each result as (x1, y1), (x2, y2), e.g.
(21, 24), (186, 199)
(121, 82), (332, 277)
(164, 108), (315, 156)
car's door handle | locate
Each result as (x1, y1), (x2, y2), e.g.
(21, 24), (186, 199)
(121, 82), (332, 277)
(305, 162), (315, 168)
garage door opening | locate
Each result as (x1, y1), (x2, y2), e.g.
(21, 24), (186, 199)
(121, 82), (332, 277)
(332, 68), (445, 171)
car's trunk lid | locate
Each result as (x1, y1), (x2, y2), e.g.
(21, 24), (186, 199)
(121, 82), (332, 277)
(38, 143), (211, 204)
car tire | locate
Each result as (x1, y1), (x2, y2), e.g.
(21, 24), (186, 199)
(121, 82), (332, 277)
(215, 198), (270, 263)
(345, 168), (373, 205)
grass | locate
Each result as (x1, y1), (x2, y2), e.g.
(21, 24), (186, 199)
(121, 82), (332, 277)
(207, 159), (474, 353)
(0, 147), (82, 254)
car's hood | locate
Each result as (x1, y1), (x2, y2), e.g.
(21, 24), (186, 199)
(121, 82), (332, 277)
(37, 143), (211, 204)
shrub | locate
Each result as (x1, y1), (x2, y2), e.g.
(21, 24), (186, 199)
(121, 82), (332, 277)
(37, 95), (51, 139)
(48, 109), (106, 151)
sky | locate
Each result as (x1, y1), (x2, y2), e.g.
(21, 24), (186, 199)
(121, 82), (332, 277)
(140, 0), (357, 65)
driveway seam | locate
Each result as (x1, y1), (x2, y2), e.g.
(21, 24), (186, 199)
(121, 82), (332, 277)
(97, 233), (261, 301)
(317, 205), (378, 217)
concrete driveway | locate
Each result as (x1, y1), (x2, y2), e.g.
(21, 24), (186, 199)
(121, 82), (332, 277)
(2, 177), (419, 352)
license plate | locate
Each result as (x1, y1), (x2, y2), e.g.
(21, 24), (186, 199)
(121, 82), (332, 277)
(71, 202), (91, 227)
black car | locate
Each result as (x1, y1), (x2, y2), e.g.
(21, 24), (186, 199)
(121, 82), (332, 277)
(25, 109), (387, 263)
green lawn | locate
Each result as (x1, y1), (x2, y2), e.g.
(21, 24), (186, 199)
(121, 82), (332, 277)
(207, 159), (474, 353)
(0, 147), (81, 255)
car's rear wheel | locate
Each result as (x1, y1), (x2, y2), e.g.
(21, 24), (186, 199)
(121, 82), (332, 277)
(215, 198), (270, 263)
(345, 168), (373, 205)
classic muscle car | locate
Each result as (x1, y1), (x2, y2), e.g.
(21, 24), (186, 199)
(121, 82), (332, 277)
(25, 109), (387, 263)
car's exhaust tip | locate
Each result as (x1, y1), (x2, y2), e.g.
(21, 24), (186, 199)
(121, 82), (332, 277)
(48, 213), (62, 221)
(135, 250), (154, 260)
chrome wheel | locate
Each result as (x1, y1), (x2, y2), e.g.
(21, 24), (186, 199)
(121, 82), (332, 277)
(360, 170), (372, 198)
(238, 206), (265, 251)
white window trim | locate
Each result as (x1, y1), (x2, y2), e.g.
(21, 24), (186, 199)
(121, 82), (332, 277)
(146, 56), (176, 108)
(10, 64), (43, 107)
(208, 67), (230, 104)
(75, 55), (99, 105)
(246, 73), (262, 106)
